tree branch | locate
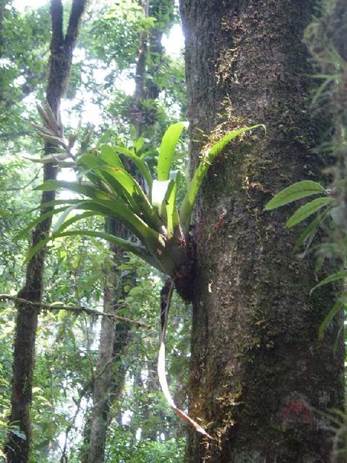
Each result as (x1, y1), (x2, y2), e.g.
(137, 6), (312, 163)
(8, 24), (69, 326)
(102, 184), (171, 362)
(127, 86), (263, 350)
(64, 0), (88, 50)
(50, 0), (64, 53)
(0, 294), (150, 329)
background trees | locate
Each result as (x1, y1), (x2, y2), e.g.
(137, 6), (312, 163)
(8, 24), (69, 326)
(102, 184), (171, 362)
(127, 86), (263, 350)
(1, 1), (187, 462)
(5, 1), (87, 461)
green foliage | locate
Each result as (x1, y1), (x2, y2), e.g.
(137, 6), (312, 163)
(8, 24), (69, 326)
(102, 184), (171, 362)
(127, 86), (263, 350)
(265, 180), (345, 338)
(286, 197), (334, 228)
(265, 180), (335, 244)
(0, 1), (192, 461)
(27, 121), (259, 287)
(264, 180), (326, 210)
(104, 429), (185, 463)
(83, 0), (156, 70)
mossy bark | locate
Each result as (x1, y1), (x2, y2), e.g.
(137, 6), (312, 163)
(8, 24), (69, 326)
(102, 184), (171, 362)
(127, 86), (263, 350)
(179, 1), (345, 461)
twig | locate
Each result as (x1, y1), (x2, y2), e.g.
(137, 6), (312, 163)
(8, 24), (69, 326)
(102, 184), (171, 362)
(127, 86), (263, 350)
(0, 294), (150, 329)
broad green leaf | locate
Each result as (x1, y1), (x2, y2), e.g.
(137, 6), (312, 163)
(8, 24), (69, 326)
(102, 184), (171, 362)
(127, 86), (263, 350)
(72, 199), (166, 258)
(265, 180), (325, 211)
(71, 199), (147, 241)
(134, 137), (145, 153)
(24, 236), (51, 264)
(157, 122), (186, 181)
(52, 210), (99, 234)
(96, 166), (162, 232)
(114, 145), (153, 188)
(53, 230), (154, 265)
(318, 300), (345, 340)
(99, 145), (123, 168)
(207, 125), (264, 163)
(36, 180), (110, 202)
(151, 179), (171, 212)
(16, 206), (70, 241)
(35, 178), (162, 237)
(310, 271), (347, 295)
(180, 125), (260, 229)
(286, 197), (334, 228)
(295, 208), (331, 250)
(165, 181), (179, 237)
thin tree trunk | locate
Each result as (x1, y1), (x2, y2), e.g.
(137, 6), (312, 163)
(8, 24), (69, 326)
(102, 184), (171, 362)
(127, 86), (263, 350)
(179, 1), (344, 461)
(0, 0), (8, 104)
(82, 2), (172, 460)
(83, 220), (131, 463)
(5, 2), (86, 461)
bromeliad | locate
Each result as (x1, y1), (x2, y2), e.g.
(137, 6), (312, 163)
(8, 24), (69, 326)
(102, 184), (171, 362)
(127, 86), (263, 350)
(24, 109), (261, 301)
(23, 104), (262, 437)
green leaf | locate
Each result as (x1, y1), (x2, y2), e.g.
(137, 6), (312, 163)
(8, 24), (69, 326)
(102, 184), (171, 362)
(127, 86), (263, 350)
(35, 178), (162, 239)
(208, 125), (264, 162)
(318, 300), (345, 340)
(96, 165), (162, 232)
(157, 122), (186, 181)
(24, 236), (51, 264)
(72, 199), (153, 242)
(134, 137), (145, 153)
(265, 180), (326, 211)
(151, 179), (171, 212)
(286, 197), (334, 228)
(113, 145), (153, 188)
(165, 181), (179, 237)
(36, 180), (110, 202)
(99, 145), (123, 168)
(53, 230), (155, 265)
(52, 210), (99, 235)
(310, 271), (347, 295)
(16, 206), (70, 241)
(295, 208), (331, 251)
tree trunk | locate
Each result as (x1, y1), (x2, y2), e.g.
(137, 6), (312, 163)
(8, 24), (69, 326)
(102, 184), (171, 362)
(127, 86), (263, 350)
(0, 0), (8, 104)
(82, 2), (173, 460)
(179, 1), (345, 461)
(84, 220), (131, 463)
(5, 2), (86, 461)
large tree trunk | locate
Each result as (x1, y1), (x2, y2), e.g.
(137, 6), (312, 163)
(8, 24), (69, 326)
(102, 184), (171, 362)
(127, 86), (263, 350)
(179, 1), (345, 461)
(5, 2), (86, 461)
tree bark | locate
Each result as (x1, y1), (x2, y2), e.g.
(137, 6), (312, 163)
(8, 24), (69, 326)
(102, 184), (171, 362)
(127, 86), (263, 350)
(179, 1), (345, 462)
(5, 2), (86, 461)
